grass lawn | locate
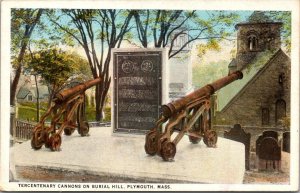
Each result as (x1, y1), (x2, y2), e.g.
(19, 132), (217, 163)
(17, 102), (111, 123)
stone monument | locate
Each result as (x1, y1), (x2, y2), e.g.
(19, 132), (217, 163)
(112, 49), (168, 134)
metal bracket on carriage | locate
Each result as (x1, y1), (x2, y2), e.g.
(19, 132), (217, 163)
(31, 78), (101, 151)
(144, 71), (243, 161)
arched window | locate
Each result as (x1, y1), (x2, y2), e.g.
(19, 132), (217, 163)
(248, 35), (258, 51)
(275, 99), (286, 124)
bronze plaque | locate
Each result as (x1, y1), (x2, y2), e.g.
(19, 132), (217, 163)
(113, 51), (162, 134)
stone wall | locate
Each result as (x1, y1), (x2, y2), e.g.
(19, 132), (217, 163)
(215, 50), (290, 127)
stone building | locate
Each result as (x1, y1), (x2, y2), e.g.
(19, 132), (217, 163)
(168, 23), (193, 101)
(214, 12), (290, 128)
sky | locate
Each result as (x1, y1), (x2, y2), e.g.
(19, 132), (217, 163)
(33, 10), (253, 66)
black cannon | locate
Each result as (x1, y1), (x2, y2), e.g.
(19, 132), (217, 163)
(31, 78), (101, 151)
(144, 71), (243, 161)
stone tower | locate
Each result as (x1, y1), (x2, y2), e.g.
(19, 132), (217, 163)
(234, 11), (282, 70)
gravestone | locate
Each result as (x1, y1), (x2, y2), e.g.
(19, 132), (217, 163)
(256, 130), (279, 155)
(282, 131), (290, 153)
(224, 124), (251, 170)
(257, 137), (281, 171)
(262, 130), (278, 141)
(112, 49), (168, 134)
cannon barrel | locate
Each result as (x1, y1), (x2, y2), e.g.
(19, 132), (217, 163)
(54, 78), (101, 102)
(161, 71), (243, 118)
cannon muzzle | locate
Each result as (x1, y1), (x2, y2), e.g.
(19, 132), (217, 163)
(162, 71), (243, 118)
(54, 78), (101, 102)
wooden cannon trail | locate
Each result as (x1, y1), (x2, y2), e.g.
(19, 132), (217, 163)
(31, 78), (101, 151)
(145, 71), (243, 161)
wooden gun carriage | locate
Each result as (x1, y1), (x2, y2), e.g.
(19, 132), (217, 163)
(144, 71), (243, 161)
(31, 78), (101, 151)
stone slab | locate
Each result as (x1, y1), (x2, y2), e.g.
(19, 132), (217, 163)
(10, 127), (245, 184)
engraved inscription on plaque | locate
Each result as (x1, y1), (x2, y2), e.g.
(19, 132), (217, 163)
(113, 51), (162, 134)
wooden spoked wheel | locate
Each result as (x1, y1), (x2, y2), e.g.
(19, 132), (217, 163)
(31, 127), (45, 150)
(161, 140), (176, 161)
(64, 127), (75, 136)
(79, 121), (89, 136)
(188, 135), (201, 144)
(49, 133), (62, 151)
(144, 131), (157, 156)
(204, 130), (218, 147)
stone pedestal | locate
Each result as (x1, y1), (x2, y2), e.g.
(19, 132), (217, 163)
(10, 127), (245, 184)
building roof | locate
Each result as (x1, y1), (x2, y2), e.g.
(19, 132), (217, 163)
(17, 85), (49, 99)
(217, 49), (285, 112)
(248, 11), (273, 23)
(30, 86), (49, 99)
(235, 11), (282, 29)
(16, 87), (31, 99)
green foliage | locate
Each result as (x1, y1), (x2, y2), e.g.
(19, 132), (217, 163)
(11, 9), (42, 54)
(28, 49), (74, 86)
(196, 39), (221, 58)
(192, 60), (228, 89)
(267, 11), (291, 54)
(24, 48), (92, 93)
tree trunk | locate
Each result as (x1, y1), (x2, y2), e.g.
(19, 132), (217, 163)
(95, 85), (102, 121)
(34, 75), (40, 122)
(10, 45), (27, 106)
(10, 9), (43, 106)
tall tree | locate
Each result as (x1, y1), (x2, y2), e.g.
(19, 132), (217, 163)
(10, 9), (43, 106)
(133, 10), (239, 58)
(24, 48), (90, 106)
(48, 9), (134, 121)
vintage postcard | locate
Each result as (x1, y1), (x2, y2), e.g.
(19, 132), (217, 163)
(0, 0), (299, 191)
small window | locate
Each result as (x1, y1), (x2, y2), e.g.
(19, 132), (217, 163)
(248, 35), (258, 51)
(262, 108), (270, 125)
(28, 95), (33, 101)
(279, 73), (285, 84)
